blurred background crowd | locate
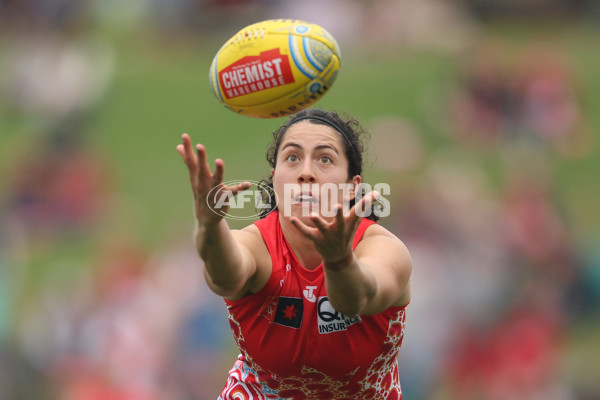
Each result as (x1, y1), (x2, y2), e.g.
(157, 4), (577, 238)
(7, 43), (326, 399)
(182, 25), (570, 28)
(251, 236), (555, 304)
(0, 0), (599, 399)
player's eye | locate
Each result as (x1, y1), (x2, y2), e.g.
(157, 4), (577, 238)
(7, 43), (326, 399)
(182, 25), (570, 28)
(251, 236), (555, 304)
(286, 154), (299, 163)
(320, 156), (332, 164)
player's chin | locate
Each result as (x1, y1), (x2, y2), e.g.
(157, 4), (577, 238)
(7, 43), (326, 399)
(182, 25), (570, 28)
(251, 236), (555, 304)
(289, 204), (319, 225)
(295, 205), (340, 225)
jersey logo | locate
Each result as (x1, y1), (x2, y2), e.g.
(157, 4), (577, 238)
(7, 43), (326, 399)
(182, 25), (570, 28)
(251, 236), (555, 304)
(303, 285), (318, 303)
(273, 297), (303, 329)
(258, 296), (278, 321)
(317, 297), (362, 334)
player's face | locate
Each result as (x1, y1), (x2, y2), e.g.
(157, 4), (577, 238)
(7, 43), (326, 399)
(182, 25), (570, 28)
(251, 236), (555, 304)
(272, 121), (361, 222)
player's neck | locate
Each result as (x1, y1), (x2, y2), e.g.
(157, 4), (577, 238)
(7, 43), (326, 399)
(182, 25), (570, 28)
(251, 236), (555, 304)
(280, 218), (322, 270)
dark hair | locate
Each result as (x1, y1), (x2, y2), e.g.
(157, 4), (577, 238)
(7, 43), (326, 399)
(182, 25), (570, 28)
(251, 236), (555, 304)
(258, 108), (378, 221)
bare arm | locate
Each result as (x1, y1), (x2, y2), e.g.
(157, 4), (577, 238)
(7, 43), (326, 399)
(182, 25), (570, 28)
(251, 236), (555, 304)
(290, 192), (411, 316)
(195, 220), (258, 297)
(323, 228), (411, 316)
(176, 134), (258, 298)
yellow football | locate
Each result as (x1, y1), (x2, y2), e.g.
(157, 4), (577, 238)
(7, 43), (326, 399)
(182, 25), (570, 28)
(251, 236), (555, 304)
(209, 19), (341, 119)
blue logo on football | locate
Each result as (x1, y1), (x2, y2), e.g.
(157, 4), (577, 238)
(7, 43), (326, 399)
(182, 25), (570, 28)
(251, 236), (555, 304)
(295, 25), (309, 34)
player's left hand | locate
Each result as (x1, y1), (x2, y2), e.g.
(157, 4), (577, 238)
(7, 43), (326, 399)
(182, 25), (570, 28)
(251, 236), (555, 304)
(290, 191), (379, 268)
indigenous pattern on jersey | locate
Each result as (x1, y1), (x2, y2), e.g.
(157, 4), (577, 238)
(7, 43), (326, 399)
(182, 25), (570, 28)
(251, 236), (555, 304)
(218, 211), (407, 400)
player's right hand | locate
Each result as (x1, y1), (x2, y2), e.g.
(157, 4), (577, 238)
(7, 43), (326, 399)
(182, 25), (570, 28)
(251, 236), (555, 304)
(176, 134), (250, 226)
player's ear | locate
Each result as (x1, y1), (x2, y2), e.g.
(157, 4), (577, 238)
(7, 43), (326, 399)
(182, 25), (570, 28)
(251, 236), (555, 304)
(346, 175), (362, 201)
(271, 168), (274, 175)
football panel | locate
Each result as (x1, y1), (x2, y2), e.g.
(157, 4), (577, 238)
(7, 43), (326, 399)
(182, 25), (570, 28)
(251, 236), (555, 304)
(208, 19), (341, 117)
(212, 36), (336, 108)
(223, 53), (340, 118)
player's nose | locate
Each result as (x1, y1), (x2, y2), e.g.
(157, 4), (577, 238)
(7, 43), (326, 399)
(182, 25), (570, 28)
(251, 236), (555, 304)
(297, 161), (316, 183)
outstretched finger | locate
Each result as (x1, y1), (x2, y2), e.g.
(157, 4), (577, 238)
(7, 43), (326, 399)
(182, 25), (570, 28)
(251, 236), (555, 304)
(176, 143), (187, 165)
(334, 204), (347, 225)
(352, 190), (379, 221)
(226, 181), (252, 197)
(196, 144), (213, 180)
(290, 217), (319, 240)
(211, 159), (225, 186)
(340, 200), (363, 231)
(309, 213), (329, 234)
(177, 135), (202, 190)
(184, 134), (198, 163)
(177, 134), (196, 168)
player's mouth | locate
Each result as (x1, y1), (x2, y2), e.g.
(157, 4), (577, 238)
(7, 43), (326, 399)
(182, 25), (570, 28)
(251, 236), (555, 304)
(292, 191), (318, 206)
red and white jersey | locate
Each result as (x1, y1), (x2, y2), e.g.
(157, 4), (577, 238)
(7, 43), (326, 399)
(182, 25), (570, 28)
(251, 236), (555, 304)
(219, 211), (407, 400)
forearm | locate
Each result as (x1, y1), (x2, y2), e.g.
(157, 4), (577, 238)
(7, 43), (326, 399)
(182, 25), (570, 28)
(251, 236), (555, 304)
(323, 253), (377, 317)
(196, 219), (248, 295)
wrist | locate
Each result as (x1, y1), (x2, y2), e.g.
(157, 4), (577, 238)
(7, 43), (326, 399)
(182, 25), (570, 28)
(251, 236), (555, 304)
(323, 252), (355, 272)
(195, 219), (224, 245)
(196, 215), (225, 231)
(196, 212), (224, 228)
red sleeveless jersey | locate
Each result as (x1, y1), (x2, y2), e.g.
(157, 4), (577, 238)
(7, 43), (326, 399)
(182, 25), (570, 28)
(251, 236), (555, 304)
(219, 211), (407, 400)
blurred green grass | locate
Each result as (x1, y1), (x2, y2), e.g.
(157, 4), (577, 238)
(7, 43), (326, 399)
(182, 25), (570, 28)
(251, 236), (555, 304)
(97, 25), (600, 243)
(81, 32), (462, 241)
(1, 22), (599, 252)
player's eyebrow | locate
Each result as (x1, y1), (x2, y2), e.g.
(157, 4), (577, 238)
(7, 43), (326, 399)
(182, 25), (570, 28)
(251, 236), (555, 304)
(281, 142), (339, 154)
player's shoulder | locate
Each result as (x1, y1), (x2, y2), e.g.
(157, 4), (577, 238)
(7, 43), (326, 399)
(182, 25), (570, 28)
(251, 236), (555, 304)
(360, 223), (410, 257)
(233, 224), (264, 244)
(363, 222), (400, 241)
